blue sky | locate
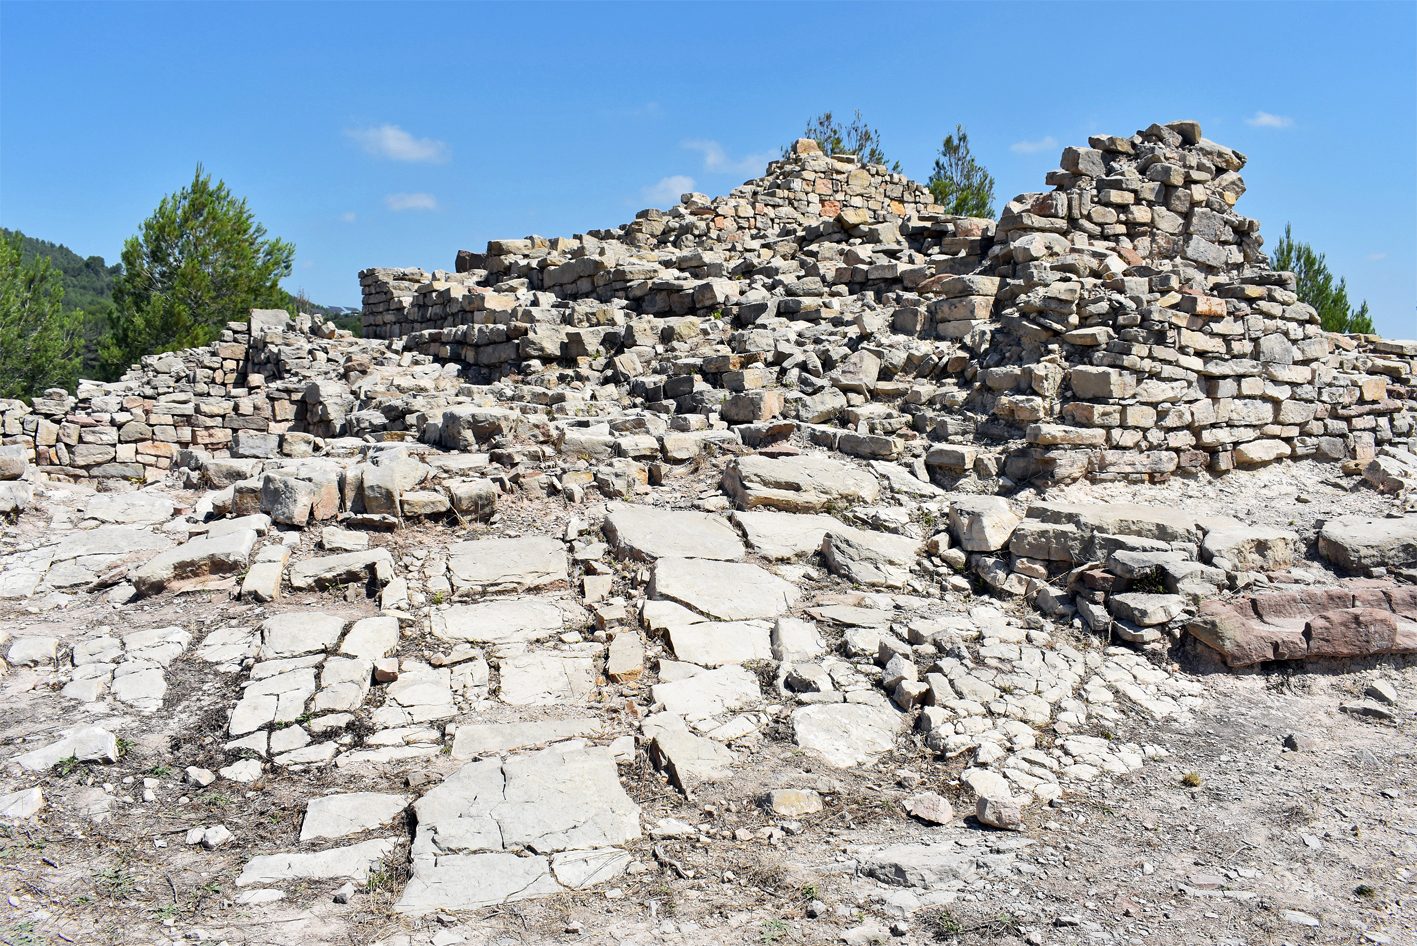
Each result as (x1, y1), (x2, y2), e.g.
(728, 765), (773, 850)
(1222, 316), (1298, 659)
(2, 1), (1413, 338)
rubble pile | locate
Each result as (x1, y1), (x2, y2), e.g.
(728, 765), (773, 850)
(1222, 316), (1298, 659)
(0, 120), (1414, 939)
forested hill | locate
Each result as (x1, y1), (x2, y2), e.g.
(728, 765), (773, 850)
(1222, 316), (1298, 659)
(1, 229), (122, 312)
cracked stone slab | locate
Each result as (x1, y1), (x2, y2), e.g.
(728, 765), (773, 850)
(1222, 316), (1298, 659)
(451, 718), (604, 760)
(667, 621), (774, 667)
(236, 837), (398, 887)
(497, 653), (594, 705)
(650, 665), (761, 723)
(649, 557), (800, 621)
(396, 851), (562, 914)
(300, 792), (410, 842)
(83, 491), (175, 525)
(793, 702), (903, 768)
(11, 727), (118, 772)
(430, 597), (573, 646)
(731, 510), (853, 560)
(446, 536), (567, 594)
(259, 613), (346, 659)
(603, 503), (744, 561)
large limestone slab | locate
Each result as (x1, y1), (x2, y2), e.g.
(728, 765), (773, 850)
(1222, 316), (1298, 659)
(1319, 515), (1417, 573)
(650, 665), (760, 723)
(1026, 501), (1200, 544)
(722, 455), (879, 514)
(339, 616), (398, 660)
(431, 597), (570, 645)
(300, 792), (409, 841)
(650, 728), (736, 793)
(793, 702), (902, 768)
(447, 536), (567, 594)
(649, 557), (800, 621)
(451, 718), (604, 760)
(731, 510), (852, 560)
(132, 529), (257, 595)
(497, 653), (595, 705)
(260, 613), (347, 659)
(603, 503), (744, 561)
(237, 838), (398, 886)
(397, 852), (561, 914)
(820, 529), (922, 588)
(1202, 525), (1301, 571)
(83, 491), (175, 525)
(859, 844), (987, 889)
(11, 727), (117, 772)
(288, 548), (394, 591)
(493, 744), (642, 852)
(667, 621), (773, 667)
(50, 526), (171, 563)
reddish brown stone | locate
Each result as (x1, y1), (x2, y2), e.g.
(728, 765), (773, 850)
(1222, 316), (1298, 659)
(1187, 600), (1306, 666)
(1253, 592), (1308, 627)
(1304, 608), (1398, 658)
(1351, 588), (1392, 611)
(1297, 587), (1353, 611)
(1385, 587), (1417, 620)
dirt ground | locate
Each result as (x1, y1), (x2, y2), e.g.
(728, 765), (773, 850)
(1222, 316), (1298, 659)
(0, 459), (1412, 946)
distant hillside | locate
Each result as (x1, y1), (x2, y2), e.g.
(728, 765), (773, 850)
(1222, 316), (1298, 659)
(1, 229), (122, 313)
(1, 230), (360, 376)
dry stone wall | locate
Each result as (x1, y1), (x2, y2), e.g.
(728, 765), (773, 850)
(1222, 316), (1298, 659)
(0, 123), (1411, 500)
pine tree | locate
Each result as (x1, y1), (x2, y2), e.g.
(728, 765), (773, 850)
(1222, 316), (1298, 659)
(104, 165), (294, 375)
(927, 125), (996, 218)
(1269, 224), (1373, 334)
(0, 230), (81, 400)
(787, 110), (900, 171)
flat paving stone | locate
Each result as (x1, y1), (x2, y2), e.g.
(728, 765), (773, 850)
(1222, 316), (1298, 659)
(430, 597), (571, 645)
(793, 702), (903, 768)
(260, 613), (346, 659)
(649, 557), (800, 621)
(497, 653), (595, 705)
(731, 510), (852, 560)
(650, 665), (761, 723)
(236, 837), (398, 887)
(446, 536), (567, 594)
(603, 503), (744, 561)
(83, 491), (175, 525)
(451, 718), (604, 760)
(300, 792), (410, 842)
(339, 616), (399, 660)
(722, 454), (880, 513)
(667, 621), (773, 667)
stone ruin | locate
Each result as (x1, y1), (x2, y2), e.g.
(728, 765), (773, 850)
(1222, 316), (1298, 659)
(0, 120), (1415, 937)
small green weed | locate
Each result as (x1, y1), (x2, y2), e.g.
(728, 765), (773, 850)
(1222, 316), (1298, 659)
(1355, 884), (1376, 898)
(145, 765), (172, 779)
(759, 919), (788, 943)
(52, 756), (82, 777)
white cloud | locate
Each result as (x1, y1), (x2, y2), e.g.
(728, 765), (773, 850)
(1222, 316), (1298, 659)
(682, 140), (775, 175)
(1245, 111), (1293, 129)
(346, 124), (450, 162)
(1369, 252), (1388, 260)
(641, 175), (696, 207)
(1010, 136), (1058, 154)
(301, 260), (315, 270)
(339, 211), (357, 223)
(384, 192), (438, 212)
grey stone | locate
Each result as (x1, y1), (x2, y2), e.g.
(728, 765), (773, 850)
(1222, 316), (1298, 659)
(651, 728), (736, 792)
(650, 665), (760, 723)
(431, 597), (569, 645)
(83, 492), (175, 525)
(722, 454), (879, 514)
(1202, 525), (1301, 571)
(820, 529), (921, 589)
(300, 792), (410, 842)
(1318, 515), (1417, 573)
(397, 852), (562, 914)
(649, 557), (800, 621)
(12, 727), (118, 772)
(50, 525), (171, 564)
(236, 838), (398, 887)
(1108, 593), (1187, 627)
(950, 498), (1021, 552)
(131, 529), (257, 595)
(1366, 679), (1399, 705)
(976, 794), (1023, 830)
(859, 844), (988, 889)
(451, 719), (604, 760)
(7, 637), (57, 667)
(603, 502), (744, 561)
(340, 616), (399, 660)
(792, 702), (902, 768)
(667, 621), (773, 667)
(497, 653), (595, 705)
(446, 536), (567, 594)
(260, 613), (346, 658)
(772, 617), (826, 662)
(288, 548), (394, 590)
(0, 787), (43, 820)
(731, 510), (851, 560)
(322, 527), (369, 552)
